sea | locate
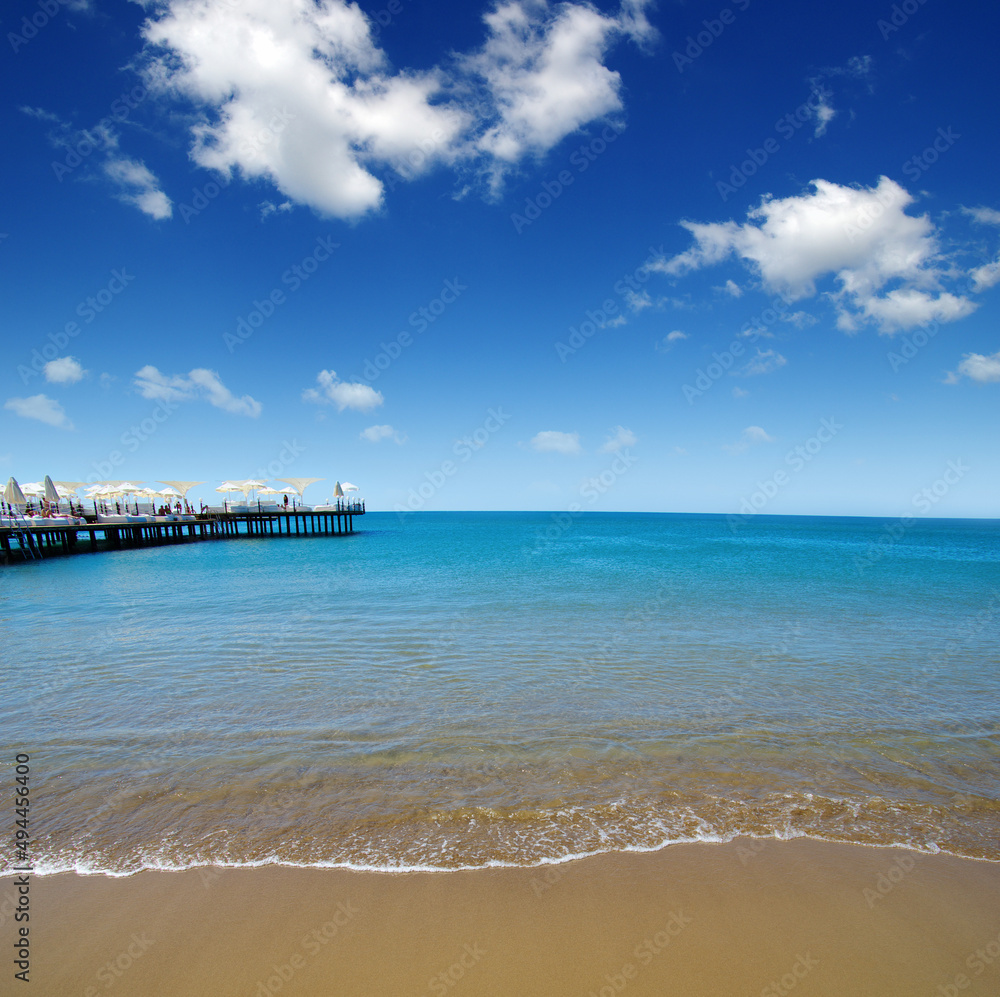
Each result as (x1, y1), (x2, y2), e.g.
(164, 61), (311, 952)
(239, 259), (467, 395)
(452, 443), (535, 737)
(2, 511), (998, 875)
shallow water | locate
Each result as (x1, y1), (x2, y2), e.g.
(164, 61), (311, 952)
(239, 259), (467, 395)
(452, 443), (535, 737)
(3, 511), (998, 872)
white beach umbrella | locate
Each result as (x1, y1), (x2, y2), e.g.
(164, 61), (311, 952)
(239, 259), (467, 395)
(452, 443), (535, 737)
(21, 482), (44, 496)
(43, 475), (60, 505)
(340, 482), (359, 492)
(333, 481), (344, 498)
(276, 477), (323, 500)
(158, 480), (203, 499)
(240, 478), (268, 498)
(216, 481), (244, 508)
(54, 480), (86, 497)
(4, 477), (27, 508)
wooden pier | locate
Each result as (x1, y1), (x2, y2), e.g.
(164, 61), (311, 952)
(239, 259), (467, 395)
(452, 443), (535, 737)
(0, 502), (365, 564)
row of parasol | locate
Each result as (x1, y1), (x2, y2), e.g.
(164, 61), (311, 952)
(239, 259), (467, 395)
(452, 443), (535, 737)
(2, 476), (359, 512)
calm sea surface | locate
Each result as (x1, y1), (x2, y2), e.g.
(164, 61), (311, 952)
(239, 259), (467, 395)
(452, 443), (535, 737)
(2, 512), (998, 873)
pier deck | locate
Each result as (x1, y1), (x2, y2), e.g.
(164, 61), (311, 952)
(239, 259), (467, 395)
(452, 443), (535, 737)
(0, 503), (365, 564)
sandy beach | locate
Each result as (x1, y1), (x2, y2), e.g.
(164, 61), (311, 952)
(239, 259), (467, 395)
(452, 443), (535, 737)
(15, 838), (1000, 996)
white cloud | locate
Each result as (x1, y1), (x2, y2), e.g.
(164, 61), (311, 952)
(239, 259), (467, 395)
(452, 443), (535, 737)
(139, 0), (653, 215)
(656, 330), (688, 352)
(970, 257), (1000, 292)
(599, 425), (636, 453)
(23, 108), (170, 220)
(724, 425), (773, 454)
(811, 90), (835, 137)
(732, 386), (749, 398)
(723, 279), (742, 297)
(361, 423), (405, 443)
(303, 370), (383, 412)
(624, 289), (652, 312)
(530, 430), (581, 454)
(4, 394), (73, 430)
(134, 365), (262, 416)
(468, 0), (653, 181)
(44, 356), (87, 384)
(946, 351), (1000, 384)
(260, 199), (293, 219)
(104, 157), (173, 219)
(739, 348), (787, 376)
(963, 206), (1000, 226)
(786, 310), (817, 328)
(20, 105), (63, 123)
(142, 0), (468, 219)
(652, 177), (978, 334)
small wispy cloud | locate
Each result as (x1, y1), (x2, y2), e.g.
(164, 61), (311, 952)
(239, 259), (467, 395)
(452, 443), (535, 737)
(656, 330), (689, 353)
(723, 425), (773, 454)
(303, 370), (384, 412)
(104, 156), (173, 220)
(530, 430), (581, 455)
(962, 206), (1000, 226)
(599, 425), (637, 453)
(739, 349), (787, 376)
(134, 365), (261, 416)
(260, 200), (294, 220)
(360, 423), (406, 444)
(4, 394), (74, 429)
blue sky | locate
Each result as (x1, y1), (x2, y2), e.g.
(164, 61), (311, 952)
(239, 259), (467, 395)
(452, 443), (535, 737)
(2, 0), (999, 516)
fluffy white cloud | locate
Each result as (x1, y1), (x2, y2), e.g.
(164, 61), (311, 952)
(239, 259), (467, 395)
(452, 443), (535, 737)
(44, 356), (87, 384)
(142, 0), (468, 218)
(722, 279), (742, 297)
(739, 348), (787, 376)
(139, 0), (652, 215)
(724, 425), (773, 454)
(134, 365), (262, 416)
(946, 351), (1000, 384)
(530, 430), (581, 454)
(4, 394), (73, 429)
(467, 0), (653, 178)
(653, 177), (978, 334)
(303, 370), (383, 412)
(360, 423), (405, 443)
(599, 425), (636, 453)
(104, 156), (173, 219)
(970, 257), (1000, 292)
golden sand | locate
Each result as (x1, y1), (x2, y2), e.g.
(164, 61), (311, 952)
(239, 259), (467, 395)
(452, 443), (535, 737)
(14, 838), (1000, 996)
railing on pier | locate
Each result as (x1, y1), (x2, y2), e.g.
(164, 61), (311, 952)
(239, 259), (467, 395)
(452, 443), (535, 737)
(0, 502), (366, 564)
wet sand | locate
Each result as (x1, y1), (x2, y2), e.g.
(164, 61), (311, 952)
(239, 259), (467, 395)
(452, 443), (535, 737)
(15, 838), (1000, 996)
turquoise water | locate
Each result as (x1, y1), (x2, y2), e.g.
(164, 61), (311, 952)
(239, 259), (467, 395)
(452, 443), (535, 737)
(2, 511), (998, 872)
